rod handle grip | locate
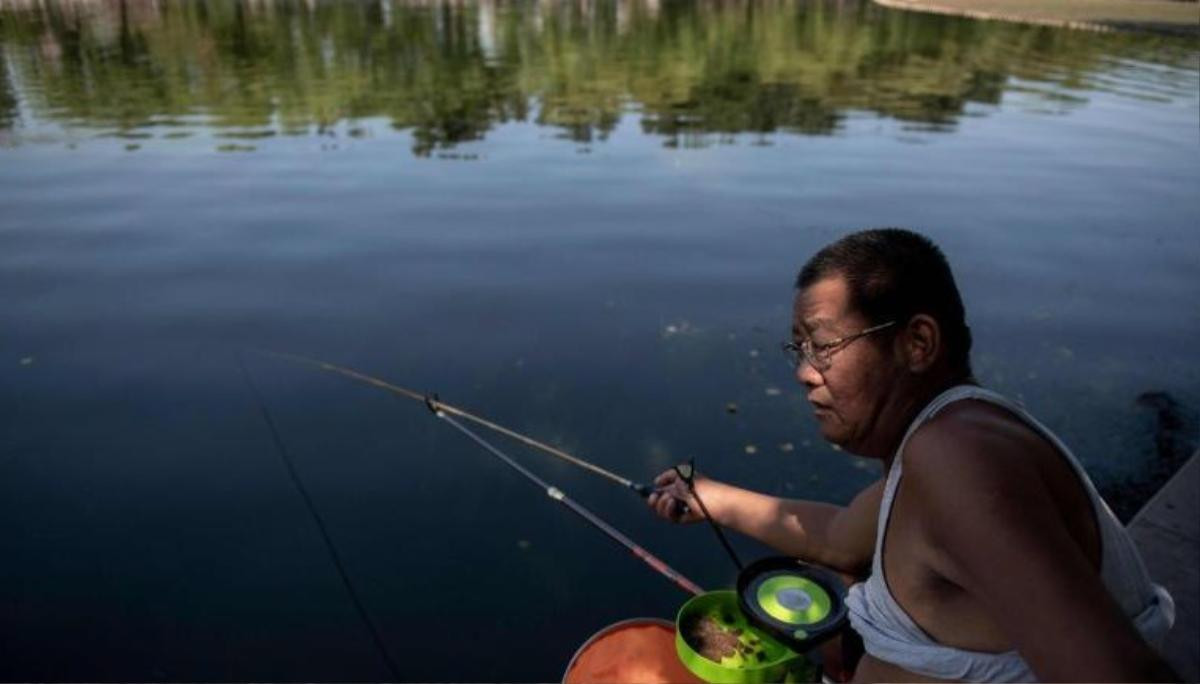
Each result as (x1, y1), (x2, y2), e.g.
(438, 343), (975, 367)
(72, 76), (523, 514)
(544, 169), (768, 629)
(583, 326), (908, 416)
(634, 482), (691, 516)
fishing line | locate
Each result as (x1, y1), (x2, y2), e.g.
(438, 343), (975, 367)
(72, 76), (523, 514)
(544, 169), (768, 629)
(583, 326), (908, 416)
(675, 459), (744, 572)
(235, 352), (403, 681)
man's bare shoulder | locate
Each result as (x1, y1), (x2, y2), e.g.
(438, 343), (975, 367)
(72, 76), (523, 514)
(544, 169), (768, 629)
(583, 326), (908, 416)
(895, 398), (1072, 552)
(900, 398), (1058, 489)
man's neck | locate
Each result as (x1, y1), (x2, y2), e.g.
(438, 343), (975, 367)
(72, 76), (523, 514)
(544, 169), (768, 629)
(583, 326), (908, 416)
(871, 371), (972, 471)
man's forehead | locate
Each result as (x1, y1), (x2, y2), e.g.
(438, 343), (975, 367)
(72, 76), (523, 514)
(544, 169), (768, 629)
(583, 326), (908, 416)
(791, 315), (837, 334)
(793, 276), (855, 332)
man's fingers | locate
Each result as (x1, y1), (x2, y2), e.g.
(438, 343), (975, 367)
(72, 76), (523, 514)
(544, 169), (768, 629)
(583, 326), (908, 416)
(647, 477), (694, 523)
(670, 499), (686, 521)
(656, 494), (676, 519)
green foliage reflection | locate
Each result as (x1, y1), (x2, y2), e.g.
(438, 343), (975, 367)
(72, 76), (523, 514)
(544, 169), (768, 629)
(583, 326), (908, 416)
(0, 0), (1193, 155)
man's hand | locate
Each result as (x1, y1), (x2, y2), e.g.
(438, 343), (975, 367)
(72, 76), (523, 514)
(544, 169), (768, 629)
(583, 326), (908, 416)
(646, 467), (705, 523)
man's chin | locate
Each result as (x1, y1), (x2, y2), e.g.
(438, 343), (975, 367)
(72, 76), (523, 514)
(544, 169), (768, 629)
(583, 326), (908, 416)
(816, 424), (848, 448)
(813, 412), (843, 441)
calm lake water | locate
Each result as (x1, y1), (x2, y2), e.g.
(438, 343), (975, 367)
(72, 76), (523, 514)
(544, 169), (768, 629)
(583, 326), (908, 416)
(1, 0), (1197, 679)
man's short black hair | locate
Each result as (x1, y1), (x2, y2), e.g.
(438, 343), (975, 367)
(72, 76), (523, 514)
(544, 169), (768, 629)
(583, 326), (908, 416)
(797, 228), (973, 377)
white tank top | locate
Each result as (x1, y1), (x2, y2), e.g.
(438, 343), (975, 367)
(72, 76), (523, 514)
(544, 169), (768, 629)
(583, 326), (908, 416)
(844, 385), (1175, 682)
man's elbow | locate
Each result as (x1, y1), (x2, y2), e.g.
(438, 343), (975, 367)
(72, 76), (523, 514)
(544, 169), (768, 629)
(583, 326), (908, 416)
(815, 547), (870, 582)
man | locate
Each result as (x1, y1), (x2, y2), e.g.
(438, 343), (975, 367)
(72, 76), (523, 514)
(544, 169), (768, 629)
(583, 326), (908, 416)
(648, 229), (1175, 682)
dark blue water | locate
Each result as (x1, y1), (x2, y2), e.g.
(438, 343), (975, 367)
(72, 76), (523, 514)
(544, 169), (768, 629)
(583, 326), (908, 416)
(1, 0), (1197, 680)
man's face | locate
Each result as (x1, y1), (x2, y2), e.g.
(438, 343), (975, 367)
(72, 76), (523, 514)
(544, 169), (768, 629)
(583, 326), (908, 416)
(791, 275), (901, 453)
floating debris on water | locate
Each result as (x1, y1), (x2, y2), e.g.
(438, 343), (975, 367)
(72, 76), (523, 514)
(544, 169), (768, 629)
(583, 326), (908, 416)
(764, 387), (781, 396)
(778, 442), (794, 452)
(1057, 346), (1075, 360)
(830, 444), (842, 452)
(748, 349), (761, 358)
(516, 539), (532, 551)
(663, 321), (695, 338)
(644, 440), (675, 468)
(725, 402), (739, 415)
(19, 357), (34, 366)
(744, 444), (758, 455)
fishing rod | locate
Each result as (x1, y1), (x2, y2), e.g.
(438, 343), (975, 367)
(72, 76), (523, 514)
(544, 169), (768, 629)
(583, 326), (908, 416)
(432, 404), (703, 597)
(258, 350), (703, 595)
(260, 350), (658, 497)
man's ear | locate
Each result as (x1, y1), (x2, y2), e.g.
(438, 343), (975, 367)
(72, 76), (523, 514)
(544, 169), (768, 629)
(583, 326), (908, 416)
(902, 314), (941, 373)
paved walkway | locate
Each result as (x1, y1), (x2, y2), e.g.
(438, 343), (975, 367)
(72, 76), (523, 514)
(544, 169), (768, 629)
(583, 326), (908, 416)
(873, 0), (1200, 36)
(1129, 451), (1200, 681)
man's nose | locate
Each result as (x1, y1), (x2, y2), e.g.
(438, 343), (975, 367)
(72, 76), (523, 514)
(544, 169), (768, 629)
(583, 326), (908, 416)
(795, 358), (822, 387)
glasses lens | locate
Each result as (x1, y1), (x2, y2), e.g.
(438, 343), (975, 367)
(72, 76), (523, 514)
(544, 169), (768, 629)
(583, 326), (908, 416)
(808, 343), (829, 371)
(781, 342), (800, 368)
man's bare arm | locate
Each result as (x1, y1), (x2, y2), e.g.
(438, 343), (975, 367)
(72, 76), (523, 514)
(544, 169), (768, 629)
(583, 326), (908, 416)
(905, 420), (1177, 682)
(649, 472), (882, 576)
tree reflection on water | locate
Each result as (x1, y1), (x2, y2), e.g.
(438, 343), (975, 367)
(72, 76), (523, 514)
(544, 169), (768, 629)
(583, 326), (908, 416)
(0, 0), (1194, 155)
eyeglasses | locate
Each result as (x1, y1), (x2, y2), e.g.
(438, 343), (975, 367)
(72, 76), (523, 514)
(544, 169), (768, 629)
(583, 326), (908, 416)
(781, 321), (896, 372)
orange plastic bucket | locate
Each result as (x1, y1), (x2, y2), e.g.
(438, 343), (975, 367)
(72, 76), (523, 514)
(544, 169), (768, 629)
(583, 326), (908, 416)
(563, 617), (704, 684)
